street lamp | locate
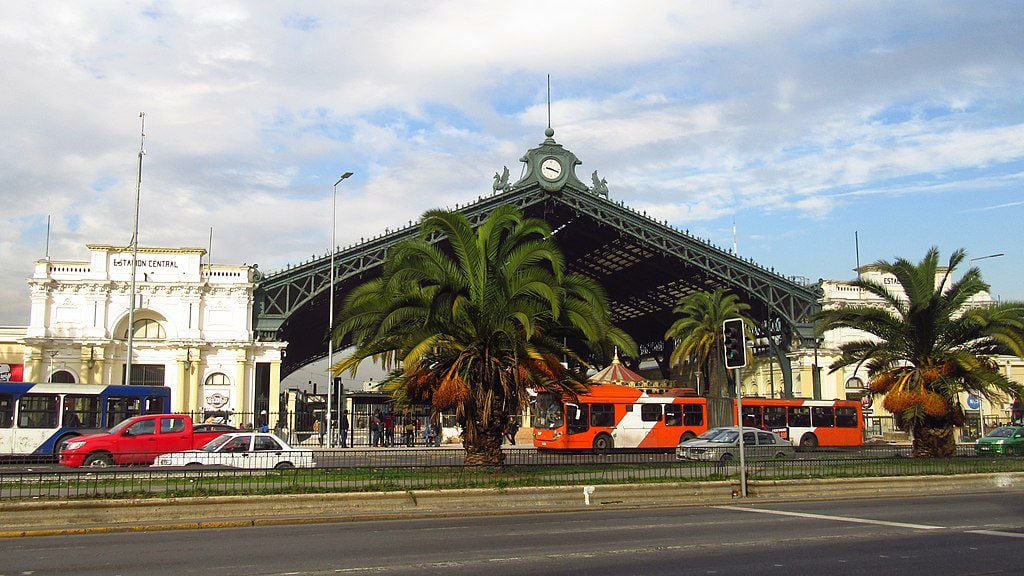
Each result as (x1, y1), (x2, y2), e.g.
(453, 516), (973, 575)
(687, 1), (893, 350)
(327, 171), (354, 447)
(970, 253), (1004, 263)
(968, 252), (1003, 436)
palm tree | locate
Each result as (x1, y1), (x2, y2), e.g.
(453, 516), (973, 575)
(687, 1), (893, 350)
(332, 205), (634, 465)
(665, 289), (751, 398)
(815, 247), (1024, 457)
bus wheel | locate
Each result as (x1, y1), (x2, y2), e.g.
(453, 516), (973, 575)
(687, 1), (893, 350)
(53, 434), (77, 455)
(84, 453), (113, 467)
(592, 434), (613, 455)
(799, 434), (819, 449)
(679, 431), (696, 444)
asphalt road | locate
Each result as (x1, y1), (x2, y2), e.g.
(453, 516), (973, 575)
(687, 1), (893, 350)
(3, 492), (1022, 575)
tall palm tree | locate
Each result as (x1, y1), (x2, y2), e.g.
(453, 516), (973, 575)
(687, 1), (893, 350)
(332, 206), (634, 465)
(815, 247), (1024, 457)
(665, 289), (751, 398)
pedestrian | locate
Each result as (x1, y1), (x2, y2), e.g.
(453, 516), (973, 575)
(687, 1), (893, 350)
(371, 410), (382, 447)
(404, 417), (415, 447)
(506, 414), (519, 445)
(425, 422), (437, 446)
(384, 412), (394, 447)
(339, 409), (349, 448)
(313, 419), (323, 446)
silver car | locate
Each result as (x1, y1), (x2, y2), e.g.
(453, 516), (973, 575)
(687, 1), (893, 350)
(676, 426), (795, 461)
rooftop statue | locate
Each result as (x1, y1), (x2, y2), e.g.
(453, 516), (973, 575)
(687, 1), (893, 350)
(590, 170), (609, 197)
(493, 166), (511, 193)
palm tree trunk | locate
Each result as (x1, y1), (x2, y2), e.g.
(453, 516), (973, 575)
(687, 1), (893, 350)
(911, 421), (956, 458)
(462, 417), (506, 466)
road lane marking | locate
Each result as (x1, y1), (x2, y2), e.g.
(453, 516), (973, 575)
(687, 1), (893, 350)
(715, 506), (944, 530)
(967, 530), (1024, 539)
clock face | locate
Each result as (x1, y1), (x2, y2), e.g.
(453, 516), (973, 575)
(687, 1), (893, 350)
(540, 158), (563, 181)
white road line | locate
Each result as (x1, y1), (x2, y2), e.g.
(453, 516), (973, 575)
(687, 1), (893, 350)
(967, 530), (1024, 539)
(715, 505), (944, 530)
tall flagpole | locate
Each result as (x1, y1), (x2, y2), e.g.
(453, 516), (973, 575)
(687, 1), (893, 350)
(126, 112), (145, 385)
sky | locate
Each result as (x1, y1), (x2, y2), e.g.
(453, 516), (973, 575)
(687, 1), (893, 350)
(1, 1), (1022, 335)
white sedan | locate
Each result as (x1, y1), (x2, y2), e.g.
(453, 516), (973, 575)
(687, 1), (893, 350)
(152, 432), (315, 469)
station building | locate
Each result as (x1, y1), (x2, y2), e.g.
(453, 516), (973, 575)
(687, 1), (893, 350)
(2, 244), (285, 425)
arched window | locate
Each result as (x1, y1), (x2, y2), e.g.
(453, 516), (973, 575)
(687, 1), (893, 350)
(204, 373), (230, 387)
(49, 370), (76, 383)
(125, 318), (166, 340)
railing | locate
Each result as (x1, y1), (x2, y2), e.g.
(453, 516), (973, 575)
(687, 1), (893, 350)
(3, 445), (1022, 501)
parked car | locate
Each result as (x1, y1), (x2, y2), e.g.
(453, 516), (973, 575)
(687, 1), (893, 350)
(680, 427), (732, 446)
(975, 425), (1024, 456)
(60, 414), (237, 467)
(676, 426), (795, 461)
(152, 432), (315, 469)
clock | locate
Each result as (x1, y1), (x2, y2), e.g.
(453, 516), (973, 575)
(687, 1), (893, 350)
(540, 157), (563, 181)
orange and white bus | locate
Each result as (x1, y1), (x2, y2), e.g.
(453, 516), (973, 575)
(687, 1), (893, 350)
(532, 384), (863, 452)
(737, 398), (863, 448)
(533, 384), (708, 453)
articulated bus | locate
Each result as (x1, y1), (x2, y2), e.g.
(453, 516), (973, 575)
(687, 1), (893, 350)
(533, 383), (863, 452)
(0, 383), (171, 457)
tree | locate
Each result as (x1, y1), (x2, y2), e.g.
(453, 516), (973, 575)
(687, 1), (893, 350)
(815, 247), (1024, 457)
(332, 206), (634, 465)
(665, 289), (751, 398)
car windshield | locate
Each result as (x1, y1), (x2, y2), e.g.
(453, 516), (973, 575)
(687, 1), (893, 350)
(200, 435), (232, 452)
(988, 427), (1017, 438)
(711, 430), (739, 444)
(697, 428), (729, 440)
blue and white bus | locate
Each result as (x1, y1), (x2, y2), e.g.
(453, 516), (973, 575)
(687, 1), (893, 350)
(0, 383), (171, 457)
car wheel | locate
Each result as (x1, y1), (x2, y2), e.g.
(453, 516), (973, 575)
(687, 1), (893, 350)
(679, 431), (696, 444)
(186, 462), (203, 468)
(274, 461), (295, 470)
(720, 452), (734, 462)
(774, 451), (788, 459)
(84, 453), (113, 467)
(592, 434), (613, 455)
(799, 434), (819, 449)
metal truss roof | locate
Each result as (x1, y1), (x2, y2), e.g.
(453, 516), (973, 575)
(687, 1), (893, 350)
(257, 139), (821, 377)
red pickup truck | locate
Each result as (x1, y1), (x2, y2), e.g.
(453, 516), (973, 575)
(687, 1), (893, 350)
(59, 414), (236, 467)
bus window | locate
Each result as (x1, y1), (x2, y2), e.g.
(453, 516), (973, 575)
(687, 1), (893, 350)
(763, 406), (787, 428)
(640, 404), (662, 422)
(18, 394), (59, 428)
(145, 395), (166, 415)
(664, 404), (682, 426)
(742, 406), (762, 428)
(812, 406), (835, 427)
(788, 406), (811, 427)
(533, 393), (565, 430)
(835, 406), (858, 428)
(590, 404), (615, 427)
(683, 404), (704, 426)
(106, 397), (142, 427)
(63, 395), (101, 428)
(567, 403), (589, 434)
(0, 393), (14, 428)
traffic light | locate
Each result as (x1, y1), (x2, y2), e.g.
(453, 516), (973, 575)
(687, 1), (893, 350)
(722, 318), (747, 369)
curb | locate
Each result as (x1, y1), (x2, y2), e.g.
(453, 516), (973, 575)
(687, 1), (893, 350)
(2, 472), (1022, 537)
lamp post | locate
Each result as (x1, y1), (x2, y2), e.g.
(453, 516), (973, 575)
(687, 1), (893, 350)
(968, 252), (1003, 436)
(327, 171), (354, 447)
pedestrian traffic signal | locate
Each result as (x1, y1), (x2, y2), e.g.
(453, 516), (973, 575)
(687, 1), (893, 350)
(722, 318), (747, 369)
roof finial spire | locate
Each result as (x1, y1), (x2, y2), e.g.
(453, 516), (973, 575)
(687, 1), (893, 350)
(545, 74), (554, 138)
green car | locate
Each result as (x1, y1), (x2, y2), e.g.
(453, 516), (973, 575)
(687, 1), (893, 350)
(975, 425), (1024, 456)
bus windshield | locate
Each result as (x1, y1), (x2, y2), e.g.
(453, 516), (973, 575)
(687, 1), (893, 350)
(533, 393), (565, 430)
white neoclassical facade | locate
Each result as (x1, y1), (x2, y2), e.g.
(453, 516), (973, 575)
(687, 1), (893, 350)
(17, 244), (285, 421)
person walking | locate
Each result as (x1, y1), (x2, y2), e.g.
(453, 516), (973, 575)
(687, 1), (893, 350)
(313, 419), (323, 447)
(339, 409), (350, 448)
(384, 412), (394, 447)
(371, 410), (382, 447)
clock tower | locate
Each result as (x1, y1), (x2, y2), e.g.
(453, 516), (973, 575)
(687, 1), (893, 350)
(513, 127), (587, 193)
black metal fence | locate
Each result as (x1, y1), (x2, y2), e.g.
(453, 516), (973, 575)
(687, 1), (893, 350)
(3, 445), (1022, 502)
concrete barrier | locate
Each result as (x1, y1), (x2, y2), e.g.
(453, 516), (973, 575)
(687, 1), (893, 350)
(2, 473), (1022, 537)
